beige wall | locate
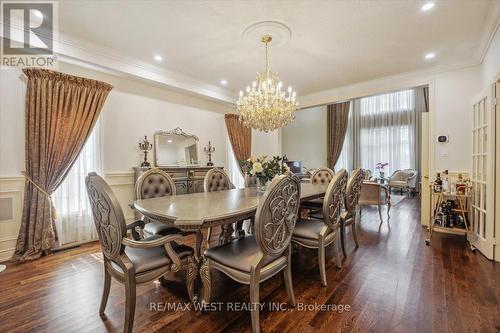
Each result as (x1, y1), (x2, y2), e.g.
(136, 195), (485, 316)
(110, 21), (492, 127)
(282, 105), (327, 169)
(0, 62), (280, 261)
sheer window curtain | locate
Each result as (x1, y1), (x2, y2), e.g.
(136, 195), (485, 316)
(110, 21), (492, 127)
(227, 138), (245, 189)
(352, 89), (417, 176)
(54, 120), (102, 247)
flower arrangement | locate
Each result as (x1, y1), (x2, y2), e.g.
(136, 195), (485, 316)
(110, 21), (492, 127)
(241, 155), (290, 190)
(376, 162), (389, 178)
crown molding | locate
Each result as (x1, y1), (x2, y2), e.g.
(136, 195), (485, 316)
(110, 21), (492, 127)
(0, 21), (236, 105)
(298, 59), (479, 108)
(477, 0), (500, 64)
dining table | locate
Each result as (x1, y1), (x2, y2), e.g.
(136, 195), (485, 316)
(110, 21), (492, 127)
(132, 182), (329, 259)
(132, 181), (330, 304)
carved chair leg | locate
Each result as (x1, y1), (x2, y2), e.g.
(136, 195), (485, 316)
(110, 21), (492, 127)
(249, 273), (261, 333)
(378, 205), (384, 224)
(218, 224), (234, 245)
(318, 237), (327, 286)
(387, 203), (391, 222)
(247, 217), (255, 234)
(124, 270), (136, 333)
(195, 230), (204, 260)
(207, 227), (213, 249)
(99, 267), (111, 316)
(334, 234), (342, 269)
(186, 256), (197, 302)
(283, 248), (296, 307)
(340, 220), (347, 257)
(199, 258), (211, 304)
(235, 220), (246, 238)
(351, 223), (359, 248)
(352, 209), (360, 248)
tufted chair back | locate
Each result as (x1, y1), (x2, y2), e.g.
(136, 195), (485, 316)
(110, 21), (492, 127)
(204, 168), (235, 192)
(135, 168), (176, 200)
(254, 174), (301, 256)
(86, 172), (127, 260)
(310, 168), (335, 185)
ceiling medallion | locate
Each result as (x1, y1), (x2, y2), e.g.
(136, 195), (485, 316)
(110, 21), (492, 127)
(237, 24), (298, 132)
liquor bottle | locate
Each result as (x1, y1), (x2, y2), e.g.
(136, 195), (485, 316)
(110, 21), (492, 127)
(456, 173), (465, 194)
(442, 170), (450, 193)
(434, 173), (443, 193)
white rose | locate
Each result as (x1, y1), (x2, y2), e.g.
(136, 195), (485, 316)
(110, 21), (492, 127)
(253, 162), (263, 174)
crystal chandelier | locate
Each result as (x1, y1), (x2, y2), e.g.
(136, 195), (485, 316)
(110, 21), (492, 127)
(237, 35), (298, 132)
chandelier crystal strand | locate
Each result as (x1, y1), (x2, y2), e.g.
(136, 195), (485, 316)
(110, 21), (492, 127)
(237, 34), (298, 132)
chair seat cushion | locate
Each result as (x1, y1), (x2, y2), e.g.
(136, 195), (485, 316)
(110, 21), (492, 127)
(390, 180), (407, 187)
(144, 221), (181, 236)
(204, 236), (277, 273)
(292, 218), (330, 240)
(300, 198), (323, 209)
(112, 235), (193, 274)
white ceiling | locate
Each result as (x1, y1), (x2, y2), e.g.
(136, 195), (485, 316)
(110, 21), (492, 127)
(58, 0), (499, 99)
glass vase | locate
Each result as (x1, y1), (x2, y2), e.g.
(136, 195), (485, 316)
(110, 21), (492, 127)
(257, 178), (269, 194)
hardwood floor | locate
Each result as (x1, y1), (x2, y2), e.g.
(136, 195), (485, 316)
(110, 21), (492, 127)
(1, 197), (499, 333)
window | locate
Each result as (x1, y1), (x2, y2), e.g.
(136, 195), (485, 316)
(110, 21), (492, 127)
(53, 121), (102, 246)
(357, 89), (416, 176)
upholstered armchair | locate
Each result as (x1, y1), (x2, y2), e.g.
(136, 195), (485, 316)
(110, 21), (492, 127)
(292, 169), (347, 286)
(86, 172), (196, 333)
(388, 169), (418, 195)
(200, 174), (301, 333)
(204, 168), (237, 244)
(340, 169), (365, 257)
(134, 168), (182, 237)
(361, 169), (372, 180)
(358, 181), (391, 224)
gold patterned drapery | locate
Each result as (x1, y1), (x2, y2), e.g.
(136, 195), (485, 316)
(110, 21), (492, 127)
(12, 68), (113, 262)
(327, 101), (351, 171)
(225, 114), (252, 173)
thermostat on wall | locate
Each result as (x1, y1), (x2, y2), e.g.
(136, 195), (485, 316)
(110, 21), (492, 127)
(437, 135), (449, 143)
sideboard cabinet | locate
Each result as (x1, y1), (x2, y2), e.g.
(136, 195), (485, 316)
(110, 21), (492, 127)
(133, 166), (223, 195)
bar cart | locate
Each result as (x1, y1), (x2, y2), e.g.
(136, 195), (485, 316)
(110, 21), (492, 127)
(425, 187), (475, 252)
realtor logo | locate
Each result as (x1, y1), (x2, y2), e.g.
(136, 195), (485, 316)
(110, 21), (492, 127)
(1, 1), (58, 68)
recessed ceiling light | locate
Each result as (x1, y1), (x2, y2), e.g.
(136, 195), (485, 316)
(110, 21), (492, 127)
(154, 55), (163, 61)
(425, 53), (435, 59)
(220, 80), (227, 85)
(421, 2), (435, 11)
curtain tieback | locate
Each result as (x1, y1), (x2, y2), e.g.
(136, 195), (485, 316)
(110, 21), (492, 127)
(21, 171), (57, 221)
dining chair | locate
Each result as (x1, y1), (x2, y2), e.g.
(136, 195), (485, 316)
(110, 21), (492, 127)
(358, 181), (391, 224)
(292, 169), (347, 286)
(86, 172), (197, 333)
(199, 174), (301, 333)
(204, 167), (238, 245)
(340, 169), (365, 257)
(134, 168), (182, 237)
(301, 167), (335, 215)
(244, 174), (257, 234)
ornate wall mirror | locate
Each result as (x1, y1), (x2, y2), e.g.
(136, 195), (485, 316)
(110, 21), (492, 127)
(154, 128), (199, 167)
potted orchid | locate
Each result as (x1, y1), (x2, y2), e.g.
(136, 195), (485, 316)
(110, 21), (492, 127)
(241, 155), (290, 193)
(376, 162), (389, 179)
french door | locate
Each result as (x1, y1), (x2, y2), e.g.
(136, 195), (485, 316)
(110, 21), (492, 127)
(470, 89), (495, 259)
